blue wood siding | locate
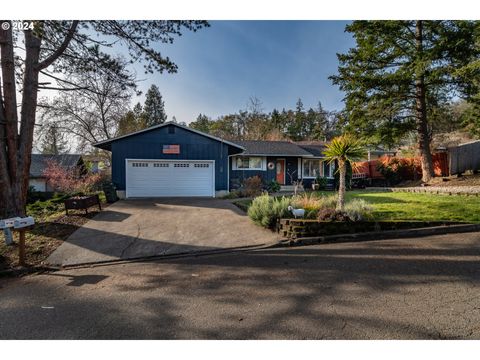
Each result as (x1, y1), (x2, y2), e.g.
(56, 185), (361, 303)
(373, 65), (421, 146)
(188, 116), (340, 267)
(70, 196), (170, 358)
(229, 156), (335, 190)
(229, 156), (301, 188)
(111, 125), (239, 191)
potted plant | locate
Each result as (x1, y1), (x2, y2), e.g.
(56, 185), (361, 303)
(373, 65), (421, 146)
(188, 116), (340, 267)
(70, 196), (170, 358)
(316, 175), (328, 190)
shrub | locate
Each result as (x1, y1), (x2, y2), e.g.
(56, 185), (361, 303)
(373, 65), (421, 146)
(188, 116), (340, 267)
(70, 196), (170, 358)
(292, 193), (338, 211)
(317, 199), (373, 222)
(267, 179), (281, 193)
(317, 194), (338, 209)
(26, 199), (63, 218)
(248, 194), (291, 228)
(43, 160), (102, 194)
(315, 176), (328, 190)
(221, 190), (240, 199)
(317, 208), (351, 222)
(377, 156), (422, 185)
(272, 196), (291, 223)
(291, 193), (321, 212)
(344, 199), (373, 221)
(290, 193), (339, 219)
(242, 176), (263, 197)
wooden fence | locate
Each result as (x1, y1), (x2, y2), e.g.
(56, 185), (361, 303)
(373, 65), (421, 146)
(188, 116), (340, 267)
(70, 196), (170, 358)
(354, 153), (450, 179)
(448, 140), (480, 175)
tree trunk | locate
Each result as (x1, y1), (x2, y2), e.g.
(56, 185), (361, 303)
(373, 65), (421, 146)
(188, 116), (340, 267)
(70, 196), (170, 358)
(0, 23), (23, 218)
(415, 20), (435, 183)
(0, 26), (42, 218)
(336, 160), (346, 211)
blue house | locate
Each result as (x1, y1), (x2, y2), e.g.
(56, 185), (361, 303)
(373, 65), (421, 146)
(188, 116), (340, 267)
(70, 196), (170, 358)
(94, 122), (334, 198)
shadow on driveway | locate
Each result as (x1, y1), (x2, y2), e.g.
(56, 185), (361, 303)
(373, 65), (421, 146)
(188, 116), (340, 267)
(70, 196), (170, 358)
(46, 198), (279, 266)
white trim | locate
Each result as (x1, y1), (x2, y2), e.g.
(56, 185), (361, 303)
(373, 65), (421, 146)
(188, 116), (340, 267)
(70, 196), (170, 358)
(231, 156), (266, 171)
(94, 121), (245, 151)
(125, 158), (215, 198)
(241, 153), (314, 157)
(297, 158), (301, 179)
(227, 154), (233, 192)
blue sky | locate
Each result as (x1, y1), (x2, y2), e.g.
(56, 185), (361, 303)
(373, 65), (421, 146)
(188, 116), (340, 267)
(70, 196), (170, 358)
(131, 21), (354, 123)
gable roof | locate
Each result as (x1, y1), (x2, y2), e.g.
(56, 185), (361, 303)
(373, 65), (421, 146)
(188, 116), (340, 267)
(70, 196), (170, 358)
(296, 141), (327, 157)
(30, 154), (83, 178)
(93, 122), (245, 151)
(233, 140), (314, 157)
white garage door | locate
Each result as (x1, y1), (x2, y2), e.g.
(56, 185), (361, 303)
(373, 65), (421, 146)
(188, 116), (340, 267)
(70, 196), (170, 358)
(126, 159), (215, 198)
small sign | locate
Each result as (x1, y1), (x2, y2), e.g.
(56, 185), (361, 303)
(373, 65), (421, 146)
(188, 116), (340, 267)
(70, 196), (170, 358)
(163, 144), (180, 154)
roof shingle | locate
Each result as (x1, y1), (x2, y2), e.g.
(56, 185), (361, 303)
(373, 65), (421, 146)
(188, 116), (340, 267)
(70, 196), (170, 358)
(30, 154), (83, 178)
(232, 140), (313, 157)
(296, 141), (327, 157)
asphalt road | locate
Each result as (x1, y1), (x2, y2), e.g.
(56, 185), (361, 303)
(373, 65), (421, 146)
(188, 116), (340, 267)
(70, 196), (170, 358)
(1, 232), (480, 339)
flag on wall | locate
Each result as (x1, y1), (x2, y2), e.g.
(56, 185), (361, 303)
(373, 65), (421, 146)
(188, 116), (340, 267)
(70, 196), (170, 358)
(163, 144), (180, 154)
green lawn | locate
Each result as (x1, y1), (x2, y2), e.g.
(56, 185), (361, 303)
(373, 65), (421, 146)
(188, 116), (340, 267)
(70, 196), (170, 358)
(233, 191), (480, 223)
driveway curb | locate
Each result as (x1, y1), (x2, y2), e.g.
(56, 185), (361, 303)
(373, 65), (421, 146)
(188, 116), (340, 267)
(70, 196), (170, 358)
(279, 223), (480, 247)
(43, 241), (280, 271)
(3, 224), (479, 275)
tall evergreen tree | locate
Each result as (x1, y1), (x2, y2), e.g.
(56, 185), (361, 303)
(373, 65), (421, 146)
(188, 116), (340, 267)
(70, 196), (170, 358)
(143, 84), (167, 127)
(190, 113), (213, 133)
(40, 124), (69, 155)
(330, 20), (478, 182)
(133, 102), (144, 121)
(310, 102), (329, 141)
(270, 108), (284, 132)
(117, 110), (147, 136)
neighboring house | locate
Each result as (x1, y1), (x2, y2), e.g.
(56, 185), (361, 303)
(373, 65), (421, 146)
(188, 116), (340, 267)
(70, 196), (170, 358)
(81, 154), (108, 174)
(93, 122), (335, 198)
(29, 154), (85, 192)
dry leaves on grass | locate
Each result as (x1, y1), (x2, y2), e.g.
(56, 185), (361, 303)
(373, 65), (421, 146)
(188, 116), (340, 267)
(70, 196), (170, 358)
(0, 210), (101, 271)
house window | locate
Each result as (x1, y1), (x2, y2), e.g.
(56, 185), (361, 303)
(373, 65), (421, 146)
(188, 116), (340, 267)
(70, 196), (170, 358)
(234, 156), (263, 170)
(303, 159), (322, 178)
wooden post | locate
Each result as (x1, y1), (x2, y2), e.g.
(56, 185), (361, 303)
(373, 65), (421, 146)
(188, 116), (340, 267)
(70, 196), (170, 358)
(18, 230), (26, 266)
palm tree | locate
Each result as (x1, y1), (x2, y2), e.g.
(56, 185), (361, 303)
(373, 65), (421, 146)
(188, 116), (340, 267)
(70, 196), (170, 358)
(324, 134), (366, 211)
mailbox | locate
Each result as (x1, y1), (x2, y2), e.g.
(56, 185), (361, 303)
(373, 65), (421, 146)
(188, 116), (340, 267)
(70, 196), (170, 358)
(13, 216), (35, 229)
(0, 217), (21, 229)
(1, 217), (21, 246)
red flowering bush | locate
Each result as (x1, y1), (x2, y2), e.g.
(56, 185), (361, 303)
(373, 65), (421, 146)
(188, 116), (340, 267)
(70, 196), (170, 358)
(42, 160), (102, 194)
(377, 156), (422, 185)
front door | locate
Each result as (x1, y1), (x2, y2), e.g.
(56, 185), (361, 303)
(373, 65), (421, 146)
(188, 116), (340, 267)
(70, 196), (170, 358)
(276, 159), (285, 185)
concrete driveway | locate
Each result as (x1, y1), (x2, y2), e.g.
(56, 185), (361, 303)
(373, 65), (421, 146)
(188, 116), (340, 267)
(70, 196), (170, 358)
(47, 198), (280, 266)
